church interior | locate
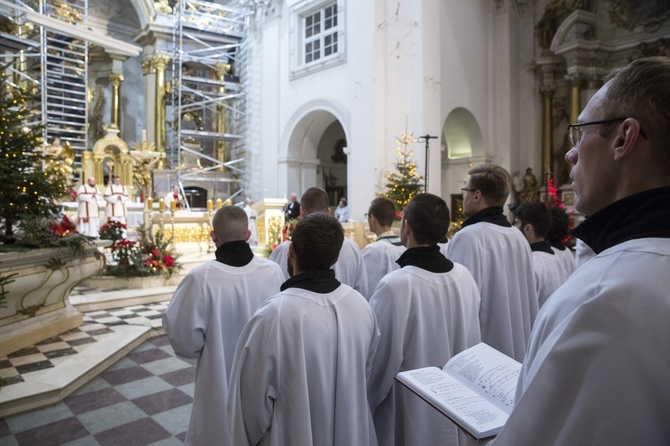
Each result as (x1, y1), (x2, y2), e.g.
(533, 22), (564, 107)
(0, 0), (669, 443)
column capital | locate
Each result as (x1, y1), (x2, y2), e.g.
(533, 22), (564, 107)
(109, 73), (124, 86)
(151, 54), (171, 71)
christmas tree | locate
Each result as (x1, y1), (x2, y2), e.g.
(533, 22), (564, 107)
(0, 66), (70, 242)
(382, 131), (425, 212)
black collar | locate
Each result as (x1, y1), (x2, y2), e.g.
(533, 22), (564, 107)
(215, 240), (255, 267)
(396, 245), (454, 273)
(529, 240), (554, 254)
(572, 186), (670, 254)
(280, 269), (340, 293)
(462, 206), (512, 228)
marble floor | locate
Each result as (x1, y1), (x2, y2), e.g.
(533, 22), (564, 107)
(0, 334), (195, 445)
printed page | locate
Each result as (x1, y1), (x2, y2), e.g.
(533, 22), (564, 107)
(444, 342), (521, 412)
(396, 366), (510, 439)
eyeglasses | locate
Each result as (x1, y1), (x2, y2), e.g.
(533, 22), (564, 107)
(461, 188), (476, 193)
(364, 213), (370, 218)
(567, 117), (648, 147)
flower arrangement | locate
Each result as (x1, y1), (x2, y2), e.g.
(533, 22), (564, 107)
(263, 216), (284, 258)
(100, 223), (181, 278)
(6, 213), (92, 256)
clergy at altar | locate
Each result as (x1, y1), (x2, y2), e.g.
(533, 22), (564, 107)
(228, 213), (380, 446)
(495, 56), (670, 444)
(361, 197), (405, 298)
(269, 187), (368, 296)
(513, 202), (567, 308)
(162, 205), (284, 445)
(447, 164), (538, 361)
(368, 193), (481, 446)
(243, 198), (259, 246)
(164, 185), (184, 210)
(103, 176), (129, 225)
(76, 176), (102, 237)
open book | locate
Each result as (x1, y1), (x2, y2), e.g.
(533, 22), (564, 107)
(395, 342), (520, 440)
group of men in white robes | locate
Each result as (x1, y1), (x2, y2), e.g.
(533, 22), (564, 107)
(76, 176), (129, 237)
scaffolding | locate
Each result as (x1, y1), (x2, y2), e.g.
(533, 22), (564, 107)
(169, 0), (249, 199)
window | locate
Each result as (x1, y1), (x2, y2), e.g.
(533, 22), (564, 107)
(290, 0), (345, 80)
(303, 4), (338, 64)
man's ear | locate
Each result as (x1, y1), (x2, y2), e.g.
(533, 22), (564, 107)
(288, 241), (295, 258)
(245, 229), (251, 242)
(210, 230), (217, 244)
(614, 118), (644, 161)
(402, 218), (411, 236)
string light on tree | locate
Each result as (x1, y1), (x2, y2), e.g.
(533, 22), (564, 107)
(380, 131), (425, 213)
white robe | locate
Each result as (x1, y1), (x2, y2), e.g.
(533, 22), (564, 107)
(228, 284), (380, 446)
(361, 240), (406, 299)
(551, 246), (576, 278)
(76, 183), (102, 237)
(447, 223), (538, 361)
(494, 238), (670, 445)
(269, 237), (368, 296)
(574, 238), (596, 268)
(162, 257), (284, 446)
(244, 205), (259, 245)
(368, 264), (481, 446)
(530, 251), (566, 308)
(103, 184), (129, 224)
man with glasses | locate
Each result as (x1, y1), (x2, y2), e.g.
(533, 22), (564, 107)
(447, 164), (538, 362)
(495, 57), (670, 444)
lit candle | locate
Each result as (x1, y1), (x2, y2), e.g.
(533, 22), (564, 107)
(159, 198), (165, 212)
(207, 199), (213, 211)
(170, 199), (176, 212)
(225, 199), (232, 206)
(147, 197), (153, 210)
(216, 198), (222, 210)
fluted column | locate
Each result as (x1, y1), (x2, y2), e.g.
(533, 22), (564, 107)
(152, 54), (170, 169)
(214, 63), (231, 170)
(109, 73), (124, 132)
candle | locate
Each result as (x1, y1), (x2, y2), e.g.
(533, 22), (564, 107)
(216, 198), (222, 210)
(225, 199), (232, 206)
(207, 199), (213, 211)
(170, 199), (176, 212)
(147, 197), (153, 210)
(142, 129), (147, 144)
(159, 198), (165, 212)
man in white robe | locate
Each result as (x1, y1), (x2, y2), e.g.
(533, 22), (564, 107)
(269, 187), (368, 296)
(76, 176), (102, 237)
(368, 193), (481, 446)
(162, 206), (284, 446)
(495, 57), (670, 444)
(164, 185), (184, 210)
(361, 197), (405, 298)
(228, 213), (380, 446)
(447, 164), (538, 361)
(103, 176), (129, 225)
(243, 198), (259, 246)
(513, 202), (569, 307)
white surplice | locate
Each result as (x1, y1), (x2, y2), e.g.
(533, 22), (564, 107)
(551, 245), (576, 278)
(103, 184), (129, 224)
(447, 223), (538, 361)
(162, 256), (284, 446)
(368, 264), (481, 446)
(269, 238), (368, 296)
(228, 284), (380, 446)
(531, 251), (567, 308)
(76, 183), (102, 237)
(361, 239), (406, 299)
(494, 238), (670, 445)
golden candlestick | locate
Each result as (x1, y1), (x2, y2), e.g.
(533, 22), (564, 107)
(207, 199), (213, 212)
(170, 199), (176, 212)
(159, 198), (165, 212)
(216, 198), (222, 210)
(147, 197), (153, 210)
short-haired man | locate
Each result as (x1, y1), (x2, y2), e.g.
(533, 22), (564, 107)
(76, 176), (102, 237)
(447, 164), (538, 361)
(547, 205), (576, 277)
(103, 176), (129, 225)
(514, 202), (567, 307)
(361, 197), (406, 298)
(228, 213), (380, 445)
(269, 187), (368, 296)
(495, 57), (670, 444)
(368, 193), (481, 446)
(284, 192), (300, 220)
(162, 206), (284, 445)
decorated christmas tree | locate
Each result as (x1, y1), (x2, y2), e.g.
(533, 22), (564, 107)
(0, 66), (70, 242)
(382, 131), (424, 212)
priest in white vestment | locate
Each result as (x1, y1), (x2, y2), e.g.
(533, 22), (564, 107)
(269, 187), (368, 296)
(361, 197), (406, 298)
(447, 164), (538, 362)
(162, 206), (284, 446)
(76, 176), (102, 237)
(103, 176), (129, 224)
(513, 202), (570, 307)
(495, 57), (670, 444)
(243, 198), (259, 245)
(228, 213), (380, 446)
(369, 193), (481, 446)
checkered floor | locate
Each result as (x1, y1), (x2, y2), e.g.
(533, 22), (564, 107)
(0, 302), (169, 389)
(0, 335), (196, 445)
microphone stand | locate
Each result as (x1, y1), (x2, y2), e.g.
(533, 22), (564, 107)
(417, 134), (438, 191)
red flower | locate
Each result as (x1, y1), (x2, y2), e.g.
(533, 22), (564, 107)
(151, 249), (161, 259)
(163, 255), (174, 267)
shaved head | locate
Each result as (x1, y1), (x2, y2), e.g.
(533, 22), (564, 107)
(211, 205), (249, 246)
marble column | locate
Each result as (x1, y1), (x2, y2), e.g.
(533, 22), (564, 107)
(152, 54), (170, 169)
(109, 73), (124, 132)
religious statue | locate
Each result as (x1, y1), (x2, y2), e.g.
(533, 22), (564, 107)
(130, 140), (164, 201)
(513, 168), (540, 204)
(44, 137), (74, 179)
